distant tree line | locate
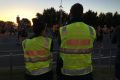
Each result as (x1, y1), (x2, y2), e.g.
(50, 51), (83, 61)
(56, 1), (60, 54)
(0, 21), (16, 33)
(0, 18), (31, 34)
(33, 7), (68, 27)
(34, 8), (120, 29)
(0, 7), (120, 33)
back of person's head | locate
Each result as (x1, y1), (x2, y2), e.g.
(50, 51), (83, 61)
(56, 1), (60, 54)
(70, 3), (83, 18)
(32, 18), (45, 36)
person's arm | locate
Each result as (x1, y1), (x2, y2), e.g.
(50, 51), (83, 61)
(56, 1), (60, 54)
(58, 31), (61, 47)
(50, 39), (53, 52)
(111, 28), (117, 44)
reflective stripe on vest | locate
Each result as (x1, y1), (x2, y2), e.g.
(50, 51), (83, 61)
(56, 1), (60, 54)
(25, 55), (51, 62)
(62, 66), (92, 76)
(66, 39), (91, 46)
(25, 50), (48, 56)
(26, 67), (50, 75)
(60, 48), (92, 54)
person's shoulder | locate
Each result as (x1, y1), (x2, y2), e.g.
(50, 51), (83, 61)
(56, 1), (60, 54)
(78, 22), (88, 27)
(85, 23), (95, 30)
(60, 22), (83, 30)
(44, 36), (52, 40)
(22, 38), (30, 43)
(86, 24), (96, 36)
(22, 39), (30, 47)
(89, 26), (95, 30)
(60, 24), (69, 32)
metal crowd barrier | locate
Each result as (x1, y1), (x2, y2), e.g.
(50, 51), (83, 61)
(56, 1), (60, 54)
(0, 48), (117, 80)
(0, 50), (23, 80)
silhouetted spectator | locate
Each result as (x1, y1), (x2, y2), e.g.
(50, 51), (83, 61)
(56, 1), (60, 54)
(9, 26), (16, 36)
(111, 25), (120, 80)
(17, 18), (29, 45)
(51, 22), (62, 80)
(96, 26), (103, 48)
(109, 26), (114, 38)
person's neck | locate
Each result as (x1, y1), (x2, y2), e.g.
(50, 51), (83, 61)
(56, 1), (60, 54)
(69, 17), (82, 24)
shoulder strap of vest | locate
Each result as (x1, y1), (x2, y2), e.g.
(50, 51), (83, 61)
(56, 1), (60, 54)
(44, 37), (50, 48)
(88, 26), (94, 36)
(22, 39), (27, 49)
(62, 26), (67, 32)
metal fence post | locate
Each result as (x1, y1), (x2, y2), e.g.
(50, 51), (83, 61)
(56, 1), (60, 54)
(109, 43), (113, 80)
(10, 52), (13, 80)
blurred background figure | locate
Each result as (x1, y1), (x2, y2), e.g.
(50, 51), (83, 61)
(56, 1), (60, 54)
(111, 24), (120, 80)
(8, 26), (16, 36)
(96, 26), (103, 48)
(51, 22), (62, 80)
(17, 16), (30, 45)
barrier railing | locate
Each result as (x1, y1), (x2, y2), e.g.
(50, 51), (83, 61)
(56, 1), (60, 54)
(0, 48), (117, 80)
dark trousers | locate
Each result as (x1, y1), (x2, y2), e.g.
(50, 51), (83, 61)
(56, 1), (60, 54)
(56, 56), (63, 80)
(24, 71), (53, 80)
(61, 73), (93, 80)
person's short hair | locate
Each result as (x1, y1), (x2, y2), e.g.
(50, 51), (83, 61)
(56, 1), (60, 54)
(32, 18), (45, 36)
(70, 3), (83, 17)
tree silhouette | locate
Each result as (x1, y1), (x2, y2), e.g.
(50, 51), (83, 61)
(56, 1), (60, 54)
(0, 21), (6, 33)
(1, 7), (120, 32)
(32, 7), (120, 29)
(36, 13), (43, 22)
(83, 10), (98, 28)
(43, 7), (57, 25)
(104, 12), (113, 27)
(98, 13), (106, 27)
(20, 18), (31, 28)
(113, 12), (120, 27)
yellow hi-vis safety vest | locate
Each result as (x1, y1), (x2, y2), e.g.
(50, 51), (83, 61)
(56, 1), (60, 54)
(60, 22), (96, 76)
(22, 36), (52, 75)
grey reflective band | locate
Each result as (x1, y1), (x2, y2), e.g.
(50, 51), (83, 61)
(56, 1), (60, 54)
(62, 26), (67, 32)
(88, 26), (94, 36)
(25, 55), (51, 62)
(44, 37), (49, 48)
(22, 39), (27, 49)
(26, 67), (50, 75)
(62, 66), (92, 76)
(60, 48), (92, 54)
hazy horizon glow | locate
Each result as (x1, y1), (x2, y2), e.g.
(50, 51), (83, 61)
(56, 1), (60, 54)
(0, 0), (120, 23)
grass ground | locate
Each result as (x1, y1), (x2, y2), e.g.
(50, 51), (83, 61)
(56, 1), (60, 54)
(0, 65), (116, 80)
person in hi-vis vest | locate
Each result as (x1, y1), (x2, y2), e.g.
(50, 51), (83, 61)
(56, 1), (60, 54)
(22, 18), (53, 80)
(60, 3), (96, 80)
